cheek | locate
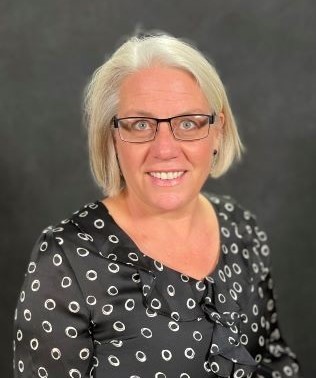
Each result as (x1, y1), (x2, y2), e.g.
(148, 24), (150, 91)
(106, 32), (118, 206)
(196, 143), (214, 177)
(116, 148), (132, 173)
(116, 144), (147, 175)
(185, 141), (212, 167)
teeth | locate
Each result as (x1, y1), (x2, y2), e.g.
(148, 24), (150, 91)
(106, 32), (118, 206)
(149, 171), (184, 180)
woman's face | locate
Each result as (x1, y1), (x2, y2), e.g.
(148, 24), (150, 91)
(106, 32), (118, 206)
(114, 66), (224, 214)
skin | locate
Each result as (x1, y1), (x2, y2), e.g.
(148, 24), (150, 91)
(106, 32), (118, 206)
(103, 66), (225, 279)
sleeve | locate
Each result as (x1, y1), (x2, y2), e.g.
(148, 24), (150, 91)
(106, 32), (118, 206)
(249, 217), (302, 378)
(13, 227), (95, 378)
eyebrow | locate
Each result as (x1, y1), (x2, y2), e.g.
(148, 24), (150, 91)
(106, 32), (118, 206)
(121, 109), (211, 117)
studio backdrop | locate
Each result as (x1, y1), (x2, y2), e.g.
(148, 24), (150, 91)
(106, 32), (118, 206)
(1, 1), (315, 377)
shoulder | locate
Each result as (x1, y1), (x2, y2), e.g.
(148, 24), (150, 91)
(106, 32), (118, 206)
(29, 200), (106, 260)
(205, 191), (268, 243)
(203, 191), (259, 227)
(22, 200), (111, 297)
(204, 191), (271, 273)
(41, 199), (106, 237)
(50, 199), (102, 229)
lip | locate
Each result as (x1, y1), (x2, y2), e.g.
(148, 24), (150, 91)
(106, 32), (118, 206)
(146, 169), (187, 174)
(146, 170), (187, 187)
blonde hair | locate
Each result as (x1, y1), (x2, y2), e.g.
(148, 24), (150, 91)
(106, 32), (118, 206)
(84, 32), (244, 196)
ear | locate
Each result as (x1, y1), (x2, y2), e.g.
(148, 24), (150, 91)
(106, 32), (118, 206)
(214, 111), (225, 150)
(218, 112), (225, 129)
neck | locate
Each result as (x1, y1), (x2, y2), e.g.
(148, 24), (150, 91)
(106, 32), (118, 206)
(117, 189), (206, 233)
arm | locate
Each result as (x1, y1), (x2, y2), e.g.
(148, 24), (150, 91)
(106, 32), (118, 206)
(13, 227), (94, 377)
(250, 220), (302, 378)
(256, 272), (301, 377)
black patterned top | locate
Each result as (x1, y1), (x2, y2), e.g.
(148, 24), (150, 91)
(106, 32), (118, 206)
(13, 193), (301, 378)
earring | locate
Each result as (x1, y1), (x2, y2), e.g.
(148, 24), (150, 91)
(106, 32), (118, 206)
(211, 149), (218, 173)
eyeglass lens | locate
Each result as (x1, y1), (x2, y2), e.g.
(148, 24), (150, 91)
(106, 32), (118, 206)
(116, 114), (213, 142)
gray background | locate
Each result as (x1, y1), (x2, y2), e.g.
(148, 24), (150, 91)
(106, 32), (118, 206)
(1, 0), (315, 376)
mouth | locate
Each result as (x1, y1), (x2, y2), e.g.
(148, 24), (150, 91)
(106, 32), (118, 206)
(148, 171), (186, 180)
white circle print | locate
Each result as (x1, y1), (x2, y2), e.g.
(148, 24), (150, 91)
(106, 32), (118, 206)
(135, 350), (147, 362)
(124, 298), (135, 311)
(161, 349), (172, 361)
(69, 369), (81, 378)
(168, 321), (180, 332)
(108, 355), (120, 367)
(44, 299), (56, 310)
(30, 338), (39, 350)
(68, 301), (80, 313)
(108, 262), (120, 273)
(113, 321), (125, 332)
(51, 348), (61, 360)
(141, 327), (153, 338)
(193, 331), (203, 341)
(37, 367), (48, 378)
(65, 326), (78, 338)
(184, 348), (195, 359)
(79, 348), (90, 360)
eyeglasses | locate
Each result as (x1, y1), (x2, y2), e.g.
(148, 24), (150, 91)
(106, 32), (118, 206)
(112, 113), (216, 143)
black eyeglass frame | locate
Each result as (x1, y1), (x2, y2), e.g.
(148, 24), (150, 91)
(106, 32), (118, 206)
(111, 112), (217, 143)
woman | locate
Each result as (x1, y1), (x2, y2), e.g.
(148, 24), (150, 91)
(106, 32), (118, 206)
(13, 33), (301, 377)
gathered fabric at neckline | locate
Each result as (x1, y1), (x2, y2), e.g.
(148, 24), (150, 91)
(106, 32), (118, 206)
(95, 192), (224, 283)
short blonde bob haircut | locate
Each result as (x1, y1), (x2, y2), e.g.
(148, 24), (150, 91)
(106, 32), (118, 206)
(84, 32), (244, 196)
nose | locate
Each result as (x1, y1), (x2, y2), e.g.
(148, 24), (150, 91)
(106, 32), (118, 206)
(150, 121), (179, 159)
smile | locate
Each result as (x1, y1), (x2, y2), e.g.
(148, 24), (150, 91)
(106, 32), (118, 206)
(148, 171), (185, 180)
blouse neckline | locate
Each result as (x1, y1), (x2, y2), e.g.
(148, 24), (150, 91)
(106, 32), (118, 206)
(96, 191), (224, 283)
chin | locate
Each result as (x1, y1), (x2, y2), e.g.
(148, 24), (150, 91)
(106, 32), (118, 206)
(148, 192), (192, 212)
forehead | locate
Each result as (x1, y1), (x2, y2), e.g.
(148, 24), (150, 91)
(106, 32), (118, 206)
(118, 66), (210, 117)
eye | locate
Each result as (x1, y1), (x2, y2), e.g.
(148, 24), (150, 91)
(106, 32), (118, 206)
(179, 118), (198, 130)
(131, 119), (152, 131)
